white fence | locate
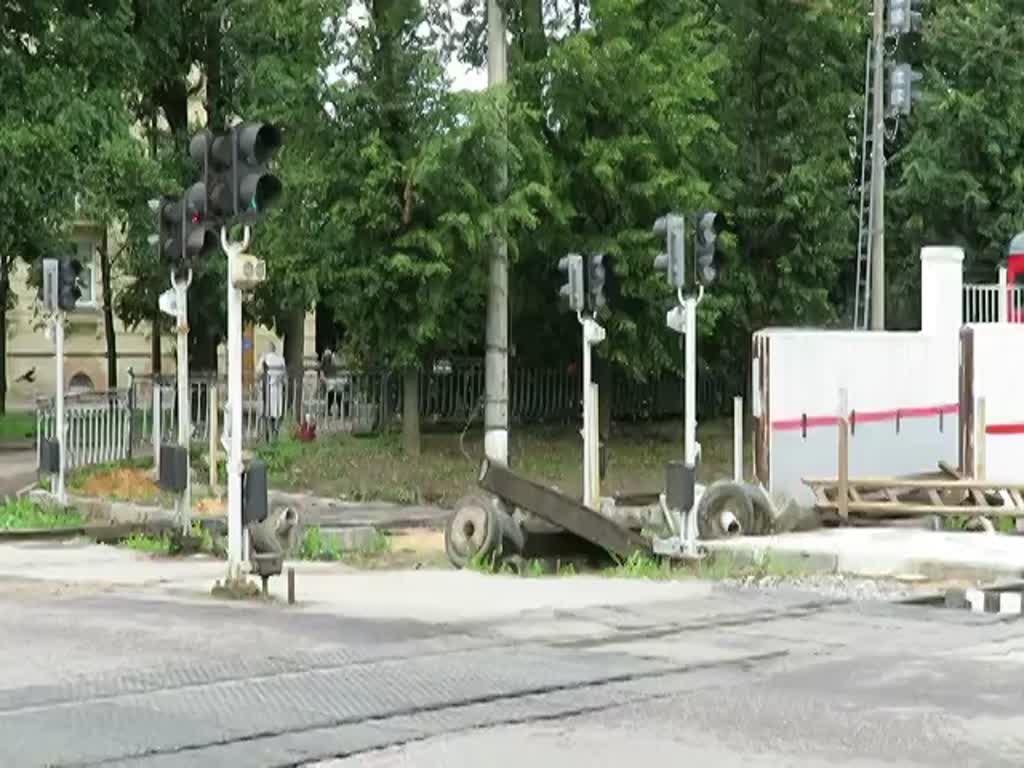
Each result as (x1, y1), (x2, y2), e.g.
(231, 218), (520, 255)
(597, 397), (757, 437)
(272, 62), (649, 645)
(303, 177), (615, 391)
(963, 267), (1024, 323)
(36, 391), (134, 472)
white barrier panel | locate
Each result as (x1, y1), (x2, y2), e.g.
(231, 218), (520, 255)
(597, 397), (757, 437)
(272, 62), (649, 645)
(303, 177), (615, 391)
(961, 324), (1024, 484)
(752, 246), (964, 505)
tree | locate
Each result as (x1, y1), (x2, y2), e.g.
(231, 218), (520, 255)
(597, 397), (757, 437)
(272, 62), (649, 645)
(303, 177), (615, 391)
(887, 0), (1024, 327)
(318, 0), (553, 455)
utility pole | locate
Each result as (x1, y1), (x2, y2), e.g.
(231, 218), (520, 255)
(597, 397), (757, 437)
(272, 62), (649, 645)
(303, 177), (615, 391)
(484, 0), (509, 465)
(869, 0), (886, 330)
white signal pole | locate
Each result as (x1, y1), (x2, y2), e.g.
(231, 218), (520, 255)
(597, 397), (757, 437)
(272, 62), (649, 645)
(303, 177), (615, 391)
(222, 226), (251, 578)
(172, 269), (193, 535)
(54, 312), (66, 504)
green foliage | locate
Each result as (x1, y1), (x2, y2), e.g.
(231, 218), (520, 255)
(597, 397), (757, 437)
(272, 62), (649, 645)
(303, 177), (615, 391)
(0, 499), (83, 530)
(0, 412), (36, 441)
(298, 526), (343, 561)
(121, 532), (172, 554)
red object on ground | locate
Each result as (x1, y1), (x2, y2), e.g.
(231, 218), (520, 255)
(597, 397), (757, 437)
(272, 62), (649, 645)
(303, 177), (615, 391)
(296, 419), (317, 442)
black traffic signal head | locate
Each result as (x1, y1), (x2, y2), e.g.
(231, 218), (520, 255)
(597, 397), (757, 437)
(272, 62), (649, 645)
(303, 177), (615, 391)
(653, 213), (686, 289)
(889, 63), (924, 117)
(57, 254), (83, 311)
(235, 123), (282, 219)
(158, 195), (182, 263)
(183, 182), (218, 263)
(586, 253), (615, 312)
(558, 253), (585, 313)
(205, 123), (283, 224)
(887, 0), (922, 36)
(695, 210), (720, 286)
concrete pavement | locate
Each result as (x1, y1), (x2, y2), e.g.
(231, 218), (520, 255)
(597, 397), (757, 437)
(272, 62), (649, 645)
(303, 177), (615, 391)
(0, 541), (1021, 766)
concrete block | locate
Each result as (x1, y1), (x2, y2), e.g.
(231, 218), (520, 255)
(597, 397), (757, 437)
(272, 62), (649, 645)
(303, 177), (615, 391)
(999, 591), (1023, 615)
(944, 589), (969, 610)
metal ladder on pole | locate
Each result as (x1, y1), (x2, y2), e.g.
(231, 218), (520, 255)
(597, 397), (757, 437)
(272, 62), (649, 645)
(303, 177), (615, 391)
(853, 37), (874, 331)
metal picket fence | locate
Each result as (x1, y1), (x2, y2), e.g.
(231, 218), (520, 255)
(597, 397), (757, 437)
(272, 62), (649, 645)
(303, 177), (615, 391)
(36, 390), (135, 471)
(36, 359), (737, 471)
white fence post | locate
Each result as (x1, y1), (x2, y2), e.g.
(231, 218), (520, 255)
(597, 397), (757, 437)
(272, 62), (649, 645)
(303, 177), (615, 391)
(999, 267), (1008, 323)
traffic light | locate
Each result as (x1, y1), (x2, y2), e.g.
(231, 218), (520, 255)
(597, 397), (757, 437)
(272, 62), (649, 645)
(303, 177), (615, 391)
(887, 0), (922, 36)
(586, 253), (615, 312)
(889, 63), (924, 116)
(182, 182), (218, 263)
(558, 253), (585, 313)
(36, 258), (59, 312)
(653, 213), (686, 289)
(694, 210), (720, 286)
(57, 254), (83, 311)
(157, 195), (182, 264)
(198, 123), (283, 225)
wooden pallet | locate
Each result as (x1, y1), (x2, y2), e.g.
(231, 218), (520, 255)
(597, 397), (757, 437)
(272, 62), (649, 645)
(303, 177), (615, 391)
(804, 467), (1024, 520)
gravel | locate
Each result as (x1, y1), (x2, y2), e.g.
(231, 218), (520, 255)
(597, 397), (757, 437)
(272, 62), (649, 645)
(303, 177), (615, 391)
(722, 572), (920, 602)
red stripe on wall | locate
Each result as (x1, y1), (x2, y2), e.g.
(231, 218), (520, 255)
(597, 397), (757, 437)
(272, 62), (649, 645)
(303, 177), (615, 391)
(772, 403), (958, 432)
(986, 423), (1024, 435)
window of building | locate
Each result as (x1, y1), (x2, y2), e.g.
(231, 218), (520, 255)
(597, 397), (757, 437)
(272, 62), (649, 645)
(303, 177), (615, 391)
(74, 238), (98, 307)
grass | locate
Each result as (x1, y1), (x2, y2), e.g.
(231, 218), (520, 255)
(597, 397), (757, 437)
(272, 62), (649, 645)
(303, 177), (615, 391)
(259, 419), (740, 508)
(0, 497), (83, 529)
(0, 412), (36, 443)
(119, 522), (218, 557)
(297, 526), (392, 562)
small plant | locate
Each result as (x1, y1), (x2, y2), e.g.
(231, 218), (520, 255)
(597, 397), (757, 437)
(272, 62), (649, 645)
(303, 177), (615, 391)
(526, 559), (546, 577)
(556, 560), (578, 577)
(606, 551), (676, 580)
(121, 532), (172, 554)
(299, 526), (343, 561)
(0, 498), (82, 529)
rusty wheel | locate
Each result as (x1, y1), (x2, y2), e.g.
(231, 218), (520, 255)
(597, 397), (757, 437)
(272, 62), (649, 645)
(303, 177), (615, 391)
(445, 494), (499, 569)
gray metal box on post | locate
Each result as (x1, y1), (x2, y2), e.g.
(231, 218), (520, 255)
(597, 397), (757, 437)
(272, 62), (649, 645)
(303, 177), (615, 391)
(242, 459), (269, 526)
(158, 445), (188, 493)
(39, 439), (61, 475)
(665, 460), (695, 512)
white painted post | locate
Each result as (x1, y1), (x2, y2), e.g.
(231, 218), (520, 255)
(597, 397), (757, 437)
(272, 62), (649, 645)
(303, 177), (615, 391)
(733, 395), (743, 482)
(54, 313), (66, 504)
(208, 383), (219, 497)
(223, 226), (252, 579)
(581, 318), (592, 510)
(152, 383), (162, 477)
(976, 395), (987, 481)
(999, 267), (1008, 323)
(589, 381), (600, 505)
(684, 297), (698, 466)
(174, 272), (192, 536)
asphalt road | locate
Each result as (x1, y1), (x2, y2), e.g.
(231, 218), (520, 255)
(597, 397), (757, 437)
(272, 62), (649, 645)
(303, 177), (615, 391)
(0, 574), (1021, 767)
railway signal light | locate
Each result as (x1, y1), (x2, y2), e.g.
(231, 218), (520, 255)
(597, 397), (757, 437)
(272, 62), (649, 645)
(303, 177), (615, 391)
(586, 253), (614, 311)
(558, 253), (585, 313)
(694, 210), (720, 286)
(653, 213), (686, 289)
(57, 254), (83, 311)
(889, 63), (924, 116)
(182, 182), (218, 263)
(887, 0), (922, 36)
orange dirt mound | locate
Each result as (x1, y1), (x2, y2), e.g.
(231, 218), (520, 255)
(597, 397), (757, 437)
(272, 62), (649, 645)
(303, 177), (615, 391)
(80, 468), (160, 502)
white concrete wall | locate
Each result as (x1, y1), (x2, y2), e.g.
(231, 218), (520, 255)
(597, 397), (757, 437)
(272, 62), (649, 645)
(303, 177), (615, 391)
(755, 247), (965, 504)
(966, 324), (1024, 483)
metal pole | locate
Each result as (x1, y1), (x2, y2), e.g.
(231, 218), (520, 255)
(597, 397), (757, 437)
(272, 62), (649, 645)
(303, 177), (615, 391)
(733, 395), (743, 482)
(209, 383), (219, 496)
(869, 0), (886, 330)
(223, 226), (251, 578)
(152, 381), (161, 475)
(484, 0), (509, 466)
(581, 318), (592, 509)
(174, 272), (192, 535)
(54, 313), (66, 504)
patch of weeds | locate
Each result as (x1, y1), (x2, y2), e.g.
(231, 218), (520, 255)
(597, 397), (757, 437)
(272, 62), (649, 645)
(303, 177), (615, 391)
(363, 529), (391, 555)
(526, 559), (546, 578)
(605, 551), (677, 580)
(121, 532), (172, 554)
(298, 526), (343, 561)
(0, 412), (36, 442)
(556, 560), (578, 577)
(0, 498), (82, 529)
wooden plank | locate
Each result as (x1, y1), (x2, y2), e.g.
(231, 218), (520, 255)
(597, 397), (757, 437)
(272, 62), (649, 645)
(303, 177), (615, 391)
(478, 460), (650, 560)
(926, 489), (944, 507)
(815, 501), (1024, 517)
(803, 477), (1024, 492)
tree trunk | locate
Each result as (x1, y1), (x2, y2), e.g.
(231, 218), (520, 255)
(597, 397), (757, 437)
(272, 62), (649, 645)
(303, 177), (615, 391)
(99, 229), (117, 389)
(151, 312), (162, 375)
(402, 367), (420, 457)
(0, 272), (8, 416)
(283, 309), (305, 423)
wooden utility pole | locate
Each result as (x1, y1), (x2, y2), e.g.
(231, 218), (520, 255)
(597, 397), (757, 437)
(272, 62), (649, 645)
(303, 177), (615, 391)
(484, 0), (510, 465)
(869, 0), (886, 330)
